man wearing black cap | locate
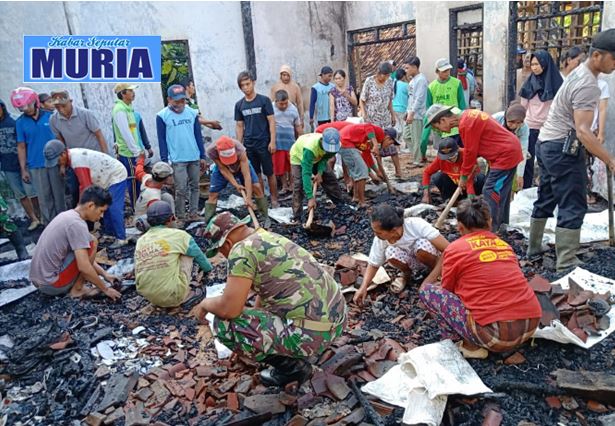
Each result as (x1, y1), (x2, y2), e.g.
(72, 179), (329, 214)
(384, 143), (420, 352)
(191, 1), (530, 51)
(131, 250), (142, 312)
(309, 66), (334, 129)
(421, 137), (484, 204)
(157, 84), (207, 222)
(528, 29), (615, 272)
(135, 201), (211, 308)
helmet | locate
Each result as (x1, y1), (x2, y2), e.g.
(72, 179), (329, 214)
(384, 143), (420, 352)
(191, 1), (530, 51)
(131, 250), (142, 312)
(10, 87), (39, 110)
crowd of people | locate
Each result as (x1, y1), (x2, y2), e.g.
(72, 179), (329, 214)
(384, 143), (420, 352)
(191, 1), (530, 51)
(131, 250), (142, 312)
(0, 28), (614, 385)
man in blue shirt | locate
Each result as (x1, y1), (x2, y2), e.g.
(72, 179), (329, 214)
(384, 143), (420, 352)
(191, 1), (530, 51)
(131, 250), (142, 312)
(309, 66), (334, 129)
(12, 87), (65, 225)
(157, 84), (206, 222)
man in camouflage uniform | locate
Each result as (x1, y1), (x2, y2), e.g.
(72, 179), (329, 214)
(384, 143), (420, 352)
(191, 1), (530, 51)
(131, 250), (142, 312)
(0, 195), (28, 260)
(192, 212), (347, 386)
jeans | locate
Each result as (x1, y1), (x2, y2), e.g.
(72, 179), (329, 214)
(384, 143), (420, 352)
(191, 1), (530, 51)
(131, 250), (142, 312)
(524, 128), (539, 188)
(30, 167), (66, 225)
(532, 140), (587, 229)
(173, 161), (201, 218)
(102, 180), (127, 240)
(119, 155), (140, 210)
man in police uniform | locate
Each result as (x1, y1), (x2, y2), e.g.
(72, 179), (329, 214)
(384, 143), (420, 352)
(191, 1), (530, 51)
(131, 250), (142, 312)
(528, 29), (615, 271)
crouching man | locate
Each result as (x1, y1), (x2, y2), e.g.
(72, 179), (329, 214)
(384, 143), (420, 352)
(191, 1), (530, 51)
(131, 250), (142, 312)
(192, 212), (347, 386)
(134, 154), (175, 232)
(29, 186), (121, 300)
(135, 201), (212, 308)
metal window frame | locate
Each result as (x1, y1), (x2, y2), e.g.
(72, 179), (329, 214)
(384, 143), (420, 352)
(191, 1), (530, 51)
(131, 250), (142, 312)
(506, 1), (604, 104)
(449, 4), (484, 79)
(347, 20), (416, 89)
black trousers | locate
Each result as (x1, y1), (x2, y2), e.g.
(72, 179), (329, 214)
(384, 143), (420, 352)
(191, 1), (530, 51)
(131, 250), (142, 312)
(523, 128), (539, 188)
(532, 139), (587, 229)
(431, 172), (485, 200)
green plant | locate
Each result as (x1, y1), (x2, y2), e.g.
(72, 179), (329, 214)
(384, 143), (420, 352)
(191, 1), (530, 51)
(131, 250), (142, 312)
(161, 41), (191, 104)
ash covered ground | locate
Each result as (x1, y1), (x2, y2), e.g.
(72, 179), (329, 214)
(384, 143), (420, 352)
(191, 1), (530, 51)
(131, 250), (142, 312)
(1, 161), (615, 426)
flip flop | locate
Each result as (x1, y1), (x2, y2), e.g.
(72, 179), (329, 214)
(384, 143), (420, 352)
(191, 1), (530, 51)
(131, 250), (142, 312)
(182, 287), (206, 310)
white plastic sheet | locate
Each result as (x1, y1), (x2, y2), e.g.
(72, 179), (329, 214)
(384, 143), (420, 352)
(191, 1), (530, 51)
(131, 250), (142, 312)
(216, 194), (245, 210)
(394, 182), (420, 194)
(204, 283), (233, 359)
(362, 340), (492, 426)
(533, 267), (615, 349)
(509, 187), (611, 244)
(0, 259), (31, 281)
(106, 258), (134, 276)
(404, 203), (438, 217)
(268, 207), (295, 225)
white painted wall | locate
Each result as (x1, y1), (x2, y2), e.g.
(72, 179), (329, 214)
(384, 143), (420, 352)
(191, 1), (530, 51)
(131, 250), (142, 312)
(414, 1), (482, 82)
(603, 1), (615, 29)
(482, 1), (509, 113)
(251, 1), (347, 125)
(344, 1), (416, 31)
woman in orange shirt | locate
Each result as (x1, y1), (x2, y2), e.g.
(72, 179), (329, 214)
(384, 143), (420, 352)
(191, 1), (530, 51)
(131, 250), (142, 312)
(419, 197), (542, 359)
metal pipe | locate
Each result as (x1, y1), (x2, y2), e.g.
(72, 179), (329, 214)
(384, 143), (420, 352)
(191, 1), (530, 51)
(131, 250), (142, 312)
(608, 168), (614, 247)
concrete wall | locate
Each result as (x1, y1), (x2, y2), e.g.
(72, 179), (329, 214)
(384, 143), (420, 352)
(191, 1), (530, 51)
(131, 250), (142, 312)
(414, 1), (481, 82)
(603, 1), (615, 29)
(251, 1), (346, 125)
(344, 1), (415, 31)
(0, 1), (350, 151)
(482, 1), (509, 113)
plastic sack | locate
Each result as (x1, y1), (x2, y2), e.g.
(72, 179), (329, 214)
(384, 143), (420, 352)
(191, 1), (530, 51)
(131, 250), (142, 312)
(533, 267), (615, 349)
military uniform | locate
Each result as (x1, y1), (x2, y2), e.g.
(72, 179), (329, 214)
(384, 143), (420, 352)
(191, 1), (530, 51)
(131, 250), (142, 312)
(210, 227), (347, 362)
(0, 195), (27, 260)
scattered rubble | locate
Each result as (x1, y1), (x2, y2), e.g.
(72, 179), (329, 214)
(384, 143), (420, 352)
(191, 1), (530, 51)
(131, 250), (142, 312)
(0, 167), (615, 425)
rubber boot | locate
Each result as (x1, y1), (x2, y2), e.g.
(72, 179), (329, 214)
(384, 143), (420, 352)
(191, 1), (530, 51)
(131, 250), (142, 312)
(527, 218), (548, 257)
(8, 230), (28, 261)
(202, 202), (217, 226)
(555, 227), (582, 272)
(259, 355), (312, 386)
(255, 197), (271, 228)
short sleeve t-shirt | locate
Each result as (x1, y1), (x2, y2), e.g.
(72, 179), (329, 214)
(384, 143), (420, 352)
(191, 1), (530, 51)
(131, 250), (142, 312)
(15, 110), (55, 169)
(441, 230), (542, 325)
(135, 226), (192, 306)
(69, 148), (128, 188)
(234, 94), (274, 148)
(540, 62), (601, 141)
(49, 107), (102, 152)
(206, 138), (246, 174)
(273, 102), (300, 151)
(228, 228), (346, 323)
(29, 210), (92, 287)
(591, 79), (610, 132)
(368, 217), (441, 267)
(0, 111), (20, 172)
(339, 123), (385, 150)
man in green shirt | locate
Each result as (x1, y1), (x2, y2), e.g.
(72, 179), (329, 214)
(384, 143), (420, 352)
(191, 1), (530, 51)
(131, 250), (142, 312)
(192, 212), (347, 386)
(423, 58), (467, 152)
(289, 128), (346, 223)
(135, 201), (212, 308)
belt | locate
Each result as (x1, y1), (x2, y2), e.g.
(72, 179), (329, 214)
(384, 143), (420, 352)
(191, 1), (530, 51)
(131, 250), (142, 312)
(292, 317), (343, 332)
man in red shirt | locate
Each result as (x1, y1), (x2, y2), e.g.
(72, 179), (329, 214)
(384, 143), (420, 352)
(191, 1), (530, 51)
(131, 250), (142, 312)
(419, 197), (541, 358)
(316, 122), (398, 199)
(421, 137), (485, 204)
(425, 105), (522, 232)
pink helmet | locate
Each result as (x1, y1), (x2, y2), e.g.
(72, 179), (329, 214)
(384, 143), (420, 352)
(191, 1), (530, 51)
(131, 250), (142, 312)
(10, 87), (39, 110)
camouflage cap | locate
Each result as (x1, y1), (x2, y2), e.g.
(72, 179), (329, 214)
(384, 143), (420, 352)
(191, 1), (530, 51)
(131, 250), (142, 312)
(203, 212), (251, 257)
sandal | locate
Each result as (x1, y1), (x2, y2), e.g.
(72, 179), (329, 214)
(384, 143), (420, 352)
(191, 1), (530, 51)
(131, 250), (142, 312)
(456, 341), (488, 359)
(390, 277), (406, 294)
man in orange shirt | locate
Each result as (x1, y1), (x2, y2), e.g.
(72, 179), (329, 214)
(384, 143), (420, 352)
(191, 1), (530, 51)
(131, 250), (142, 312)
(426, 105), (522, 232)
(421, 137), (484, 204)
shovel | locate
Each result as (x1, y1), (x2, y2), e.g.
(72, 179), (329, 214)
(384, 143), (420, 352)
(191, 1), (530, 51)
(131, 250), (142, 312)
(435, 186), (462, 229)
(240, 190), (260, 229)
(303, 183), (335, 237)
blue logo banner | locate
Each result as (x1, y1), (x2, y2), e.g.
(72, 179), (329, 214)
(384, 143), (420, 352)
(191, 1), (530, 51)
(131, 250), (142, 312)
(24, 35), (161, 83)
